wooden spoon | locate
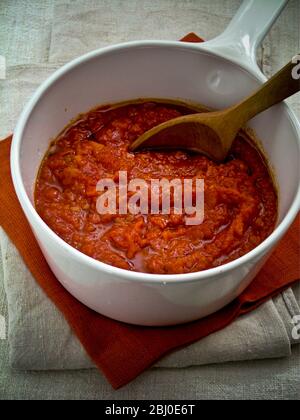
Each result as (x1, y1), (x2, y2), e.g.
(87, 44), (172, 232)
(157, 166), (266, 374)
(130, 58), (300, 161)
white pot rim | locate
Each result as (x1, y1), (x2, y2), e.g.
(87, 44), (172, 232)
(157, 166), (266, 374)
(10, 40), (300, 284)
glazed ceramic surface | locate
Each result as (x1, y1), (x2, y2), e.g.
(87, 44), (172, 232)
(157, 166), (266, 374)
(11, 0), (300, 325)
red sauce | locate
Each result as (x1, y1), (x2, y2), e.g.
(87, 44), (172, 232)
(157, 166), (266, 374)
(35, 101), (277, 274)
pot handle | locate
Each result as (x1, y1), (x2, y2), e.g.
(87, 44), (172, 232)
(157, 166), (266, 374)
(200, 0), (288, 77)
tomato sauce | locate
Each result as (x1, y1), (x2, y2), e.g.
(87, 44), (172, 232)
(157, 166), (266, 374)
(35, 101), (277, 274)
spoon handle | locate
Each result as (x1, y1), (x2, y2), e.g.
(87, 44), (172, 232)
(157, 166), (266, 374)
(229, 57), (300, 124)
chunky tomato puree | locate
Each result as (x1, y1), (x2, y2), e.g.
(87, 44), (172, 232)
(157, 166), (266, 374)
(35, 101), (277, 274)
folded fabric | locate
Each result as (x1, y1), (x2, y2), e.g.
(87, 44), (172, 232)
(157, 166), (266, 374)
(1, 227), (299, 372)
(0, 34), (299, 390)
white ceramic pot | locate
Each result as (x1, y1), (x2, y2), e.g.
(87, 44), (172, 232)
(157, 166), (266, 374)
(11, 0), (300, 325)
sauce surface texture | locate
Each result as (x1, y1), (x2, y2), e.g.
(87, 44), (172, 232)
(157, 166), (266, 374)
(35, 102), (277, 274)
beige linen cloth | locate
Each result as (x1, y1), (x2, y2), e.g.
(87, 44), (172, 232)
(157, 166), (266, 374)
(0, 0), (299, 376)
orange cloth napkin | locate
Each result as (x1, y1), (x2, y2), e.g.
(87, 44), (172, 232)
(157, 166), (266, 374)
(0, 34), (299, 389)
